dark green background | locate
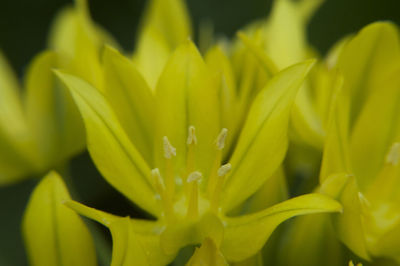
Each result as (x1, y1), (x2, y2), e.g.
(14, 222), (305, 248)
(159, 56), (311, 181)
(0, 0), (399, 265)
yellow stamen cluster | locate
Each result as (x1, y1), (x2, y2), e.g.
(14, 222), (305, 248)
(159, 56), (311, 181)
(151, 126), (231, 221)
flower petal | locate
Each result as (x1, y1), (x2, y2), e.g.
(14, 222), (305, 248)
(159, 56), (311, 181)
(337, 22), (400, 123)
(103, 46), (155, 164)
(0, 52), (35, 184)
(56, 72), (159, 216)
(134, 0), (192, 88)
(66, 201), (173, 266)
(221, 193), (342, 262)
(48, 0), (116, 90)
(22, 171), (97, 266)
(349, 68), (400, 190)
(204, 45), (238, 157)
(154, 41), (220, 178)
(24, 51), (85, 170)
(223, 60), (314, 211)
(319, 173), (370, 260)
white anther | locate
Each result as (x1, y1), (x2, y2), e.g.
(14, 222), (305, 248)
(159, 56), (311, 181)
(151, 168), (165, 190)
(216, 128), (228, 150)
(163, 136), (176, 159)
(218, 163), (232, 177)
(187, 126), (197, 145)
(386, 142), (400, 166)
(187, 171), (202, 183)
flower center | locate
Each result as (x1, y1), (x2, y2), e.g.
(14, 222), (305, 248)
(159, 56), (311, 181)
(151, 126), (231, 222)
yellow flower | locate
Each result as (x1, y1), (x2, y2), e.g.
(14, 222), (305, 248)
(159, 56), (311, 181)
(57, 36), (341, 264)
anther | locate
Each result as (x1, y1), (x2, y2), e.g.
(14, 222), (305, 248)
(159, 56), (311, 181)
(187, 126), (197, 145)
(216, 128), (228, 150)
(187, 171), (202, 183)
(163, 136), (176, 159)
(386, 142), (400, 166)
(218, 163), (232, 177)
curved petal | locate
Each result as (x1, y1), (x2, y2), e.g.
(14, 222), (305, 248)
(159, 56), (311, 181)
(154, 41), (220, 179)
(56, 72), (159, 216)
(66, 201), (173, 266)
(103, 46), (155, 164)
(22, 172), (97, 266)
(221, 193), (342, 262)
(223, 60), (315, 211)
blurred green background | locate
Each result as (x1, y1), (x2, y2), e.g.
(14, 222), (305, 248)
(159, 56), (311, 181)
(0, 0), (399, 265)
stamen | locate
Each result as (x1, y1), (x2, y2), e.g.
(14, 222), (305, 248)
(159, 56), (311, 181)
(386, 142), (400, 165)
(186, 126), (197, 197)
(216, 128), (228, 150)
(211, 163), (232, 212)
(163, 136), (176, 159)
(207, 129), (228, 196)
(151, 168), (165, 195)
(163, 136), (176, 204)
(186, 171), (202, 219)
(151, 168), (172, 220)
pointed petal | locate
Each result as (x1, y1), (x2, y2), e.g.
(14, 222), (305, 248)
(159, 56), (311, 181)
(103, 46), (155, 164)
(186, 238), (228, 266)
(223, 60), (315, 211)
(134, 0), (192, 87)
(154, 41), (220, 178)
(24, 51), (85, 169)
(48, 0), (116, 89)
(56, 72), (159, 216)
(67, 201), (173, 266)
(22, 171), (97, 266)
(337, 22), (400, 123)
(221, 193), (342, 262)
